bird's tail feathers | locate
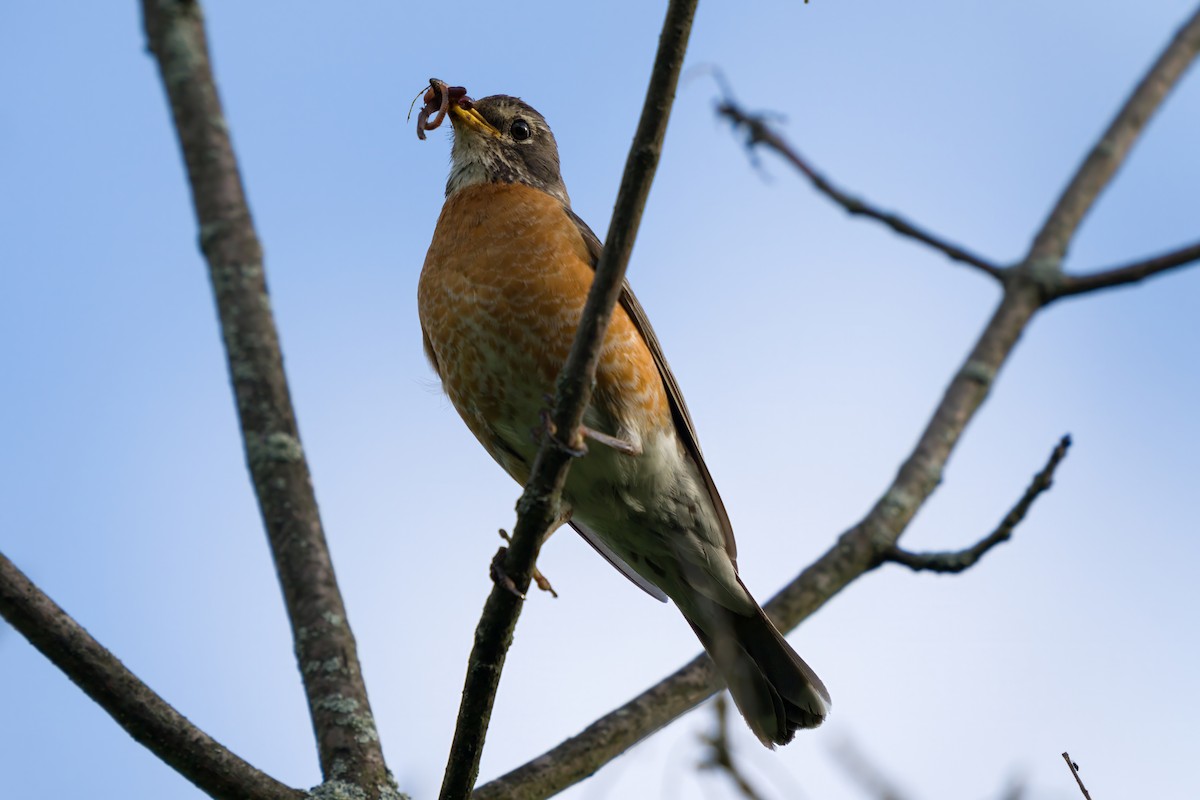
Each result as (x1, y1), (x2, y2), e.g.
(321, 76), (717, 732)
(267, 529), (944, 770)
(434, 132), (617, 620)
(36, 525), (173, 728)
(683, 596), (829, 747)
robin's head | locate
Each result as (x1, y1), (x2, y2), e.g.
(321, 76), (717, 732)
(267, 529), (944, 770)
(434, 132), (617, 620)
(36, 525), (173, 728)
(445, 94), (569, 205)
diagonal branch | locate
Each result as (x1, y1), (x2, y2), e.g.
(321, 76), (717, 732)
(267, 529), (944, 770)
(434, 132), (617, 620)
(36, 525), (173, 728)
(0, 552), (304, 800)
(1026, 5), (1200, 265)
(1061, 752), (1094, 800)
(474, 10), (1200, 797)
(1053, 240), (1200, 299)
(884, 434), (1071, 573)
(829, 738), (914, 800)
(697, 696), (770, 800)
(435, 2), (700, 799)
(139, 2), (387, 794)
(716, 100), (1005, 281)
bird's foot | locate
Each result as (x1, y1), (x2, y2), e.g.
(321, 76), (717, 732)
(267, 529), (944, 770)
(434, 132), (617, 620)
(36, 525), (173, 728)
(531, 568), (558, 597)
(489, 546), (525, 600)
(494, 529), (558, 598)
(534, 405), (588, 457)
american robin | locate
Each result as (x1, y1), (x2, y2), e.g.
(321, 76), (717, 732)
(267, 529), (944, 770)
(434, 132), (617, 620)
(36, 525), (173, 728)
(417, 83), (829, 746)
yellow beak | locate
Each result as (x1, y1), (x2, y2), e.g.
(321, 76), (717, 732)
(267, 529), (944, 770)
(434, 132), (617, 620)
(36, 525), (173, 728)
(450, 103), (501, 137)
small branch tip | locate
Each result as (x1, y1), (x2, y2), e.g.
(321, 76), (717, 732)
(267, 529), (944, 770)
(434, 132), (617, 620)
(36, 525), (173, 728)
(885, 435), (1071, 574)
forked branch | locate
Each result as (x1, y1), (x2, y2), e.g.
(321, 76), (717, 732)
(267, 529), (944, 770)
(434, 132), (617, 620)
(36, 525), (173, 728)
(717, 101), (1005, 281)
(885, 435), (1072, 573)
(1027, 7), (1200, 265)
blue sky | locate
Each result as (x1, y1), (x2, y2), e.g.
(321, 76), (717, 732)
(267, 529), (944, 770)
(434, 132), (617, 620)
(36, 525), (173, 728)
(1, 1), (1198, 798)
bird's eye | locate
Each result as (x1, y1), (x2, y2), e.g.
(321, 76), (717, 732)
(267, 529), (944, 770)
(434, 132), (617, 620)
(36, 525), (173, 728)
(510, 119), (532, 141)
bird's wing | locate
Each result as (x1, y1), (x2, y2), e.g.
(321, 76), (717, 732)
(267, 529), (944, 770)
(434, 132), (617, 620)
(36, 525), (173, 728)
(564, 206), (738, 563)
(570, 519), (668, 602)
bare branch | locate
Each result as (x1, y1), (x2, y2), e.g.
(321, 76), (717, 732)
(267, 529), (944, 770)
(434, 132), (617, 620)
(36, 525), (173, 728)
(472, 650), (717, 800)
(1027, 6), (1200, 265)
(139, 1), (387, 792)
(435, 2), (699, 799)
(716, 100), (1005, 281)
(697, 697), (770, 800)
(1061, 752), (1094, 800)
(885, 434), (1071, 573)
(1054, 240), (1200, 299)
(829, 738), (913, 800)
(0, 552), (304, 800)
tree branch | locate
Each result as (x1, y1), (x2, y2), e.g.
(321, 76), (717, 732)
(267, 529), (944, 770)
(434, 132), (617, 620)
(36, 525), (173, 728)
(884, 434), (1071, 573)
(435, 2), (699, 799)
(139, 2), (388, 793)
(697, 697), (770, 800)
(474, 10), (1200, 797)
(1053, 240), (1200, 299)
(829, 738), (913, 800)
(0, 552), (304, 800)
(1061, 752), (1094, 800)
(716, 101), (1005, 281)
(1026, 5), (1200, 266)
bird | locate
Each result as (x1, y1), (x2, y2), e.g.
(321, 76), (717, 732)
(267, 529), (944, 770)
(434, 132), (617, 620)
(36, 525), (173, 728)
(417, 83), (829, 746)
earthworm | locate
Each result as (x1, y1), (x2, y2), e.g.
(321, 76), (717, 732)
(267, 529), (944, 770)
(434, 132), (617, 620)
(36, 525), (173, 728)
(414, 80), (470, 140)
(416, 104), (429, 140)
(416, 79), (449, 140)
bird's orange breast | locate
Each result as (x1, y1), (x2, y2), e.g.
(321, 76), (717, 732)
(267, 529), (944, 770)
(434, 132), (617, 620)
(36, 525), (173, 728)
(418, 183), (668, 476)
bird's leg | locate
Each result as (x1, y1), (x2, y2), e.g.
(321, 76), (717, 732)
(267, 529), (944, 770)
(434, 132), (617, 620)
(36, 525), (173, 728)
(535, 395), (641, 457)
(580, 425), (642, 457)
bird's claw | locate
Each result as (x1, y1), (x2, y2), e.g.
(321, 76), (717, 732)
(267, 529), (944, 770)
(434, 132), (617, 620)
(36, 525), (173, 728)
(490, 545), (525, 600)
(495, 529), (558, 598)
(534, 407), (588, 457)
(532, 569), (558, 598)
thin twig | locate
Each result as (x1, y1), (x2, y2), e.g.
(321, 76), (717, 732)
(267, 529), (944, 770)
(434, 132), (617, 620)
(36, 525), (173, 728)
(1061, 752), (1094, 800)
(1054, 239), (1200, 299)
(435, 1), (699, 799)
(829, 738), (912, 800)
(697, 696), (770, 800)
(716, 101), (1005, 281)
(139, 2), (388, 794)
(0, 552), (304, 800)
(473, 9), (1200, 797)
(885, 435), (1071, 573)
(1027, 6), (1200, 266)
